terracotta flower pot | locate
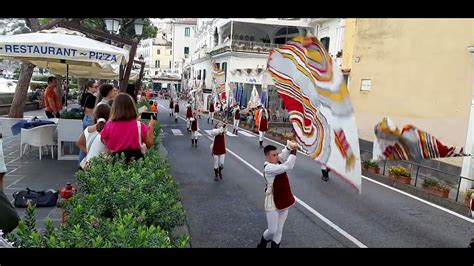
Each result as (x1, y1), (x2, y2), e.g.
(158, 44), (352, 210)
(422, 184), (450, 198)
(389, 173), (412, 185)
(367, 166), (380, 175)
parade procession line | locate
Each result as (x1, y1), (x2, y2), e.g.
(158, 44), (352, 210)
(158, 103), (368, 248)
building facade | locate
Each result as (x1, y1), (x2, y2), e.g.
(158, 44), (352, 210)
(171, 19), (197, 79)
(342, 18), (474, 192)
(187, 18), (314, 113)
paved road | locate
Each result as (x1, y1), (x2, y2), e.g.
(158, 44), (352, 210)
(156, 99), (474, 248)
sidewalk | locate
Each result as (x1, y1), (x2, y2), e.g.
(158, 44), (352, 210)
(1, 108), (77, 229)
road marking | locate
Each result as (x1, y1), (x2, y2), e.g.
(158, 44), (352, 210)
(226, 132), (237, 137)
(205, 130), (213, 136)
(203, 134), (367, 248)
(171, 129), (183, 136)
(363, 177), (474, 223)
(238, 130), (256, 138)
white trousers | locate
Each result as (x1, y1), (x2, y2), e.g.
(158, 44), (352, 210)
(213, 154), (225, 169)
(259, 131), (265, 142)
(169, 108), (174, 114)
(174, 112), (178, 119)
(233, 119), (239, 130)
(191, 131), (198, 140)
(263, 209), (289, 244)
(209, 112), (214, 120)
(187, 118), (191, 129)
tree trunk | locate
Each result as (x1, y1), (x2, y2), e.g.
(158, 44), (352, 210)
(7, 18), (40, 118)
(7, 62), (35, 118)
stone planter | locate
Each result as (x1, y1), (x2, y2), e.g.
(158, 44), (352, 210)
(389, 173), (412, 185)
(422, 184), (450, 198)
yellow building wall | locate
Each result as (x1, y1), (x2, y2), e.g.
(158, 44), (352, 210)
(152, 46), (172, 69)
(342, 18), (357, 71)
(347, 19), (474, 165)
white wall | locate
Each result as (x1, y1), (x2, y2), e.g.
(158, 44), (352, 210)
(316, 19), (345, 58)
(172, 23), (196, 73)
(227, 56), (268, 85)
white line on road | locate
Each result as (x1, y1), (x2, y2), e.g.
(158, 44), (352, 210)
(238, 130), (256, 138)
(171, 129), (183, 136)
(363, 177), (474, 224)
(204, 134), (368, 248)
(226, 132), (237, 137)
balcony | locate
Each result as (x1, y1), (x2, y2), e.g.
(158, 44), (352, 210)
(208, 39), (281, 56)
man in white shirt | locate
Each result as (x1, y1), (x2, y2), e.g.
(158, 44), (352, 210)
(257, 140), (298, 248)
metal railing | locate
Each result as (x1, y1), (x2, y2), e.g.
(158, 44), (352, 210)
(360, 149), (474, 203)
(208, 40), (281, 55)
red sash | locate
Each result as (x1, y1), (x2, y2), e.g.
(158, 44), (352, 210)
(174, 104), (179, 112)
(191, 120), (198, 131)
(186, 107), (193, 118)
(259, 116), (268, 132)
(234, 110), (240, 120)
(209, 104), (214, 112)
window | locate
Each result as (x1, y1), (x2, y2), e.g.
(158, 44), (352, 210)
(157, 49), (160, 55)
(169, 50), (172, 55)
(202, 69), (206, 81)
(155, 60), (160, 68)
(155, 71), (158, 75)
(320, 37), (330, 52)
(221, 62), (227, 81)
(185, 27), (191, 37)
(198, 70), (201, 80)
(184, 47), (189, 55)
(169, 61), (172, 69)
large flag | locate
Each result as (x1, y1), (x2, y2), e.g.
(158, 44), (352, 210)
(267, 36), (361, 192)
(212, 62), (226, 104)
(373, 117), (467, 161)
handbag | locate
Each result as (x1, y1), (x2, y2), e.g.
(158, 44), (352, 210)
(12, 188), (59, 208)
(137, 121), (148, 155)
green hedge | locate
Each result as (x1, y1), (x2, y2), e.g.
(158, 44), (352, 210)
(6, 123), (189, 248)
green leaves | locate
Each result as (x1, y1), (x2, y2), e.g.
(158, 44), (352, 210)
(6, 123), (189, 248)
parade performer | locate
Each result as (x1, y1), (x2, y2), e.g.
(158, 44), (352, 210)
(210, 122), (227, 181)
(258, 108), (269, 148)
(174, 100), (180, 123)
(186, 101), (193, 133)
(257, 140), (298, 248)
(190, 112), (199, 147)
(169, 98), (174, 117)
(208, 100), (215, 124)
(232, 104), (241, 135)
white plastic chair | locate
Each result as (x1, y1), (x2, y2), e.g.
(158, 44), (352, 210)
(20, 124), (57, 160)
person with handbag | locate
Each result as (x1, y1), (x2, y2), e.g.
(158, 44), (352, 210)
(210, 122), (227, 181)
(100, 93), (156, 164)
(0, 132), (19, 234)
(257, 141), (298, 248)
(190, 112), (199, 148)
(76, 104), (111, 169)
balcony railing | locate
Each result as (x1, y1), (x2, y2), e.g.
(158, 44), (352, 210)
(208, 40), (281, 56)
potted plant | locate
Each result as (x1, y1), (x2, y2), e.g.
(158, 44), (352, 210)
(422, 178), (450, 198)
(362, 160), (380, 174)
(388, 166), (412, 185)
(464, 188), (474, 206)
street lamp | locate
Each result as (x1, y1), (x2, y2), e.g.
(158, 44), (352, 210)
(104, 18), (121, 34)
(134, 18), (144, 37)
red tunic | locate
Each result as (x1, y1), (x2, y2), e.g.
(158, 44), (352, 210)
(273, 171), (295, 210)
(212, 133), (226, 155)
(191, 119), (198, 131)
(169, 100), (174, 109)
(174, 104), (180, 113)
(259, 116), (268, 132)
(234, 109), (240, 120)
(186, 106), (193, 118)
(209, 103), (214, 113)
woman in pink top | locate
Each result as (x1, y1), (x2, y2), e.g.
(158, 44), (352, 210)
(100, 93), (156, 163)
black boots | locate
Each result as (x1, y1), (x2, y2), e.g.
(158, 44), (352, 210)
(207, 118), (209, 124)
(257, 236), (280, 248)
(194, 139), (198, 147)
(218, 166), (223, 179)
(175, 117), (178, 123)
(257, 236), (270, 248)
(214, 168), (219, 181)
(259, 141), (263, 149)
(321, 168), (330, 182)
(270, 241), (280, 248)
(233, 129), (238, 135)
